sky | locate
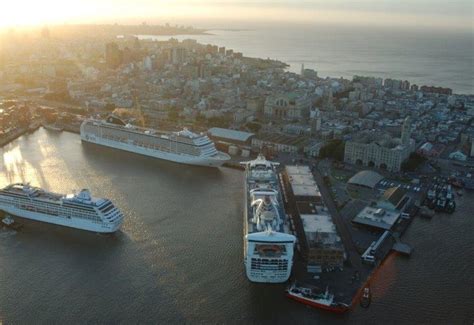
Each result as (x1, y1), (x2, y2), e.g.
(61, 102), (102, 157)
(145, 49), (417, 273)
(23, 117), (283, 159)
(0, 0), (472, 31)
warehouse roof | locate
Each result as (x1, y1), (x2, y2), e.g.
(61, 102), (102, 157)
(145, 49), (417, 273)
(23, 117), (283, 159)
(348, 170), (384, 189)
(208, 127), (254, 142)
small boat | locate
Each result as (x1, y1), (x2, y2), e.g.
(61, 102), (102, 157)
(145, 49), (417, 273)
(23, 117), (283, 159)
(457, 190), (463, 197)
(1, 215), (23, 230)
(419, 206), (434, 219)
(360, 287), (371, 308)
(286, 283), (350, 314)
(446, 200), (456, 214)
(448, 176), (464, 189)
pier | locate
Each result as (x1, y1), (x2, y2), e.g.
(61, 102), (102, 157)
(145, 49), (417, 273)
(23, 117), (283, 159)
(392, 241), (413, 256)
(280, 163), (416, 312)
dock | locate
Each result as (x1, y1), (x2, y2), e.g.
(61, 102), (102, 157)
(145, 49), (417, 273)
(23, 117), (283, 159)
(280, 163), (417, 313)
(392, 241), (413, 256)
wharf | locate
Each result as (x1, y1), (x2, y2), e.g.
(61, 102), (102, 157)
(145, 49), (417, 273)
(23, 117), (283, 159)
(280, 165), (416, 312)
(392, 241), (413, 256)
(0, 126), (30, 147)
(62, 123), (80, 134)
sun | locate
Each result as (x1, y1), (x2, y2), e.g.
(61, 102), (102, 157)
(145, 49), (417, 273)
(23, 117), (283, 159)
(0, 0), (94, 28)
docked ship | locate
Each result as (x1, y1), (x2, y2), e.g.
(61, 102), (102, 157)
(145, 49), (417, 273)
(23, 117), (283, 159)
(80, 115), (230, 167)
(241, 155), (296, 283)
(286, 283), (350, 314)
(0, 183), (123, 233)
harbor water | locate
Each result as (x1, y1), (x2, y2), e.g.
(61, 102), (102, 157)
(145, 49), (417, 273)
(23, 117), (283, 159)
(0, 129), (472, 323)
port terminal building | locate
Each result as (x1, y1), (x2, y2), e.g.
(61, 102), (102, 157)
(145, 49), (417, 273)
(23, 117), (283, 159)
(353, 187), (410, 231)
(207, 127), (254, 156)
(283, 165), (344, 269)
(207, 127), (254, 146)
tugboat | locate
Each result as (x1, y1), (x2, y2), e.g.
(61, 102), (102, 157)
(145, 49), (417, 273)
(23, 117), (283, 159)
(446, 200), (456, 214)
(1, 215), (23, 230)
(426, 185), (437, 209)
(286, 282), (350, 314)
(360, 287), (371, 308)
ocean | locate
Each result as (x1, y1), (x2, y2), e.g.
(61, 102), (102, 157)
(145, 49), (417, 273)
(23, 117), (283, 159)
(0, 130), (472, 323)
(139, 24), (474, 94)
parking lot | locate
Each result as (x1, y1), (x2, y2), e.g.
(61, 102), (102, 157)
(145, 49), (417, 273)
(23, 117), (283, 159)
(376, 179), (424, 194)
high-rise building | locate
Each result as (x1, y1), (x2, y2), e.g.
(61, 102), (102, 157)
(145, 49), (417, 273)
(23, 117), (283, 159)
(310, 109), (322, 135)
(171, 47), (186, 64)
(401, 116), (411, 145)
(143, 56), (153, 71)
(105, 42), (122, 69)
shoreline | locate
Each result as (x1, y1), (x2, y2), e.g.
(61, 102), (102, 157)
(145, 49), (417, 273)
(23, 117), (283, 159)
(0, 123), (41, 147)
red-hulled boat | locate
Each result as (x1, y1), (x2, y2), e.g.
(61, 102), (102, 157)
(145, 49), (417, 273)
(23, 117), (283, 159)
(286, 283), (350, 314)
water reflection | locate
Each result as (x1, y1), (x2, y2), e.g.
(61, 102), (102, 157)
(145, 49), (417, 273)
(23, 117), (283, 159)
(0, 130), (239, 323)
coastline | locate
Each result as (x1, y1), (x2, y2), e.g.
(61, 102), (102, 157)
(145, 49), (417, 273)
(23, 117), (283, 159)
(141, 27), (473, 94)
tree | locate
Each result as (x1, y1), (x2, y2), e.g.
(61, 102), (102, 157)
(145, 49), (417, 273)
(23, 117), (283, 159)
(319, 139), (345, 161)
(104, 103), (116, 112)
(245, 122), (261, 133)
(168, 109), (179, 122)
(401, 152), (427, 172)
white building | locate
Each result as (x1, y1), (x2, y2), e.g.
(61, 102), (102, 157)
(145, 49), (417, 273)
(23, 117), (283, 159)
(344, 117), (415, 172)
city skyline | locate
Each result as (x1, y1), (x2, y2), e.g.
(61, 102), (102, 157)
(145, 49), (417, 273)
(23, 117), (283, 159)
(0, 0), (472, 31)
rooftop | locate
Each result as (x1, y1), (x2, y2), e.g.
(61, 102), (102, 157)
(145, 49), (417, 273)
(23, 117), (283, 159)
(348, 170), (384, 189)
(296, 201), (321, 215)
(381, 186), (407, 210)
(301, 213), (343, 249)
(286, 165), (321, 198)
(301, 214), (336, 234)
(208, 127), (254, 143)
(285, 165), (312, 175)
(353, 206), (401, 230)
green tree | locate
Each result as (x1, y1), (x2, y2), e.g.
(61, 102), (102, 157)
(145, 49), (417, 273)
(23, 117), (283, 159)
(401, 152), (427, 172)
(319, 139), (345, 161)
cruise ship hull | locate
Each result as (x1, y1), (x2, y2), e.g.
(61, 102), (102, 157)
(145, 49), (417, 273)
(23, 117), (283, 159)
(242, 157), (295, 283)
(0, 205), (121, 233)
(243, 184), (293, 283)
(81, 135), (229, 168)
(245, 265), (292, 283)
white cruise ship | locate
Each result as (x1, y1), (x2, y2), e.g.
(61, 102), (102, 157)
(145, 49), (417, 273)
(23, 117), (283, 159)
(80, 115), (230, 167)
(241, 155), (296, 283)
(0, 183), (123, 233)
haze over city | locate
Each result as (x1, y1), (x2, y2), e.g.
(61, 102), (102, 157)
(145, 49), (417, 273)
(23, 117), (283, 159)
(1, 0), (473, 30)
(0, 0), (473, 324)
